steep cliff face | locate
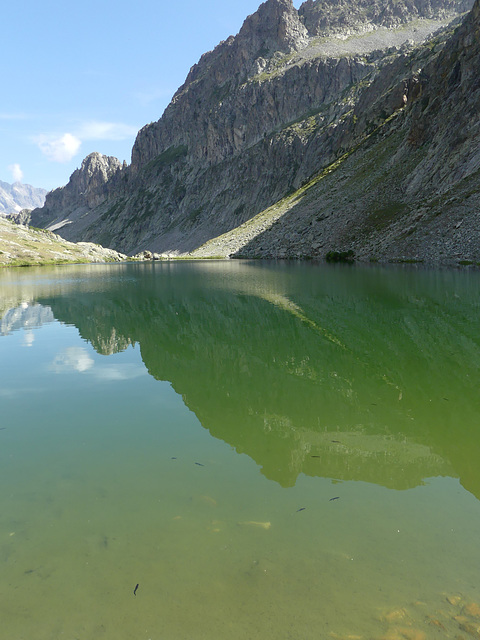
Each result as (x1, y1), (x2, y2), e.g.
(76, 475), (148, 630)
(403, 0), (480, 195)
(29, 0), (476, 262)
(193, 0), (480, 264)
(131, 0), (309, 171)
(128, 0), (468, 177)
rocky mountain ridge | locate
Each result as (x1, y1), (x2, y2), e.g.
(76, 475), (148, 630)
(27, 0), (479, 264)
(298, 0), (472, 34)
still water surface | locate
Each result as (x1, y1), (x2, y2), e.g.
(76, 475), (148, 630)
(1, 260), (480, 639)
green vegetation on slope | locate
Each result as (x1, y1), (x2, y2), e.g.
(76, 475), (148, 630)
(0, 217), (126, 267)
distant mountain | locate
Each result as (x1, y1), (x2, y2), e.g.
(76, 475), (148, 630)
(0, 180), (47, 215)
(27, 0), (480, 265)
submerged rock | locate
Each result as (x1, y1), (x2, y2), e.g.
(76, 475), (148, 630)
(237, 520), (272, 529)
(464, 602), (480, 618)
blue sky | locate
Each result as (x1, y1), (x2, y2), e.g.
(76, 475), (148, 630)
(2, 0), (274, 191)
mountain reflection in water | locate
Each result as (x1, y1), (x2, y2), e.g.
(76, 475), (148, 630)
(1, 260), (479, 495)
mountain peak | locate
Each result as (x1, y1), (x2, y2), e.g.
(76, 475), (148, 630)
(238, 0), (308, 55)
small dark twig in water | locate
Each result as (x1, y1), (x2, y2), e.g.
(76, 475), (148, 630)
(195, 462), (204, 466)
(331, 440), (341, 443)
(310, 455), (321, 458)
(171, 457), (177, 459)
(329, 497), (340, 501)
(296, 507), (306, 512)
(134, 583), (139, 596)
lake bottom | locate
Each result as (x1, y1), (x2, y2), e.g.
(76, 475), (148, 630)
(1, 427), (479, 640)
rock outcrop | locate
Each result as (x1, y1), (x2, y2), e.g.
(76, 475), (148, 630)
(28, 0), (479, 264)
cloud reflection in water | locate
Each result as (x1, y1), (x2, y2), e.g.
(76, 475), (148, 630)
(49, 346), (146, 381)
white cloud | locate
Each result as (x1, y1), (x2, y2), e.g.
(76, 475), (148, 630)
(33, 121), (138, 164)
(49, 348), (146, 382)
(90, 364), (147, 381)
(50, 347), (94, 373)
(8, 163), (23, 182)
(35, 133), (82, 163)
(77, 121), (139, 141)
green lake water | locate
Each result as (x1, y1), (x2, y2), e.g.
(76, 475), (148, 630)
(1, 260), (480, 639)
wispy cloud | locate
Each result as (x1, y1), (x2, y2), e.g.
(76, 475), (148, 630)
(89, 364), (147, 381)
(35, 133), (82, 163)
(8, 163), (23, 182)
(0, 388), (17, 398)
(49, 347), (146, 381)
(77, 121), (139, 141)
(33, 121), (139, 163)
(0, 113), (29, 120)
